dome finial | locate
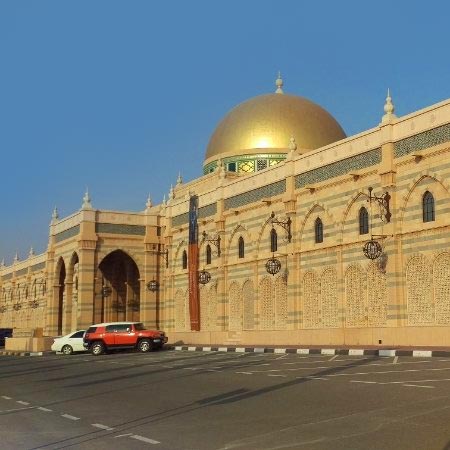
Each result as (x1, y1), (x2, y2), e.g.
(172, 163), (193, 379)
(382, 88), (396, 124)
(275, 71), (284, 94)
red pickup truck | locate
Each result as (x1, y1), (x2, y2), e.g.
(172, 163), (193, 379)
(83, 322), (167, 355)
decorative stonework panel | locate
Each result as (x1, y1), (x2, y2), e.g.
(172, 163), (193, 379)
(433, 253), (450, 325)
(367, 264), (387, 327)
(172, 212), (189, 227)
(321, 268), (339, 328)
(228, 282), (242, 331)
(295, 148), (381, 189)
(224, 180), (286, 210)
(259, 277), (274, 330)
(394, 123), (450, 158)
(208, 283), (218, 331)
(198, 203), (217, 220)
(242, 280), (255, 330)
(345, 265), (367, 327)
(274, 276), (288, 329)
(31, 262), (46, 272)
(175, 289), (186, 331)
(96, 223), (145, 236)
(406, 255), (433, 325)
(55, 225), (80, 243)
(200, 285), (209, 331)
(302, 271), (320, 328)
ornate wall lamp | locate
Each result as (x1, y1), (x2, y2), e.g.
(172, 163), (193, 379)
(360, 186), (392, 261)
(270, 212), (292, 242)
(146, 280), (159, 292)
(265, 212), (292, 276)
(198, 269), (211, 285)
(201, 231), (221, 257)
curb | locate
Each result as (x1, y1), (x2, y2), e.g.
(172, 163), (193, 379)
(0, 351), (44, 357)
(172, 346), (450, 358)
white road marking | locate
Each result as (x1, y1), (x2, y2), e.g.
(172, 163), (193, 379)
(61, 414), (80, 420)
(236, 371), (253, 375)
(351, 380), (378, 384)
(402, 384), (434, 388)
(329, 355), (338, 361)
(38, 407), (52, 412)
(393, 356), (399, 364)
(1, 396), (11, 400)
(115, 433), (133, 438)
(268, 374), (287, 377)
(275, 354), (288, 360)
(16, 401), (30, 405)
(92, 423), (115, 431)
(130, 434), (160, 444)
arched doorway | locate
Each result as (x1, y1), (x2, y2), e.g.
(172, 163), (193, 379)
(97, 251), (140, 323)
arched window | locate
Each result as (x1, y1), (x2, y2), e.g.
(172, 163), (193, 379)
(423, 191), (435, 222)
(315, 218), (323, 243)
(182, 250), (188, 269)
(238, 236), (245, 259)
(206, 245), (212, 265)
(270, 229), (278, 253)
(359, 207), (369, 235)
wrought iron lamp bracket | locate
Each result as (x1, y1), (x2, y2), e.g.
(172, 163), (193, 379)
(270, 212), (292, 242)
(202, 231), (221, 257)
(361, 186), (392, 224)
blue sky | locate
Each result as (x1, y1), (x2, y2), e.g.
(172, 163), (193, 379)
(0, 1), (449, 263)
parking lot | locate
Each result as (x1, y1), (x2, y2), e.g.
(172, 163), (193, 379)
(0, 350), (449, 449)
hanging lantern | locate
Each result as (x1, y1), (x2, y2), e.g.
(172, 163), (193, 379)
(198, 269), (211, 285)
(146, 280), (159, 292)
(101, 286), (112, 297)
(265, 256), (281, 276)
(363, 240), (383, 260)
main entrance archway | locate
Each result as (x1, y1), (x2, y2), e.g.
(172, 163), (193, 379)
(96, 250), (140, 323)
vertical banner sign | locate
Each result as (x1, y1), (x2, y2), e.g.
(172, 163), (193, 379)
(188, 195), (200, 331)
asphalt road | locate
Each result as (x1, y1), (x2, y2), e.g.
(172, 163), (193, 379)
(0, 349), (449, 450)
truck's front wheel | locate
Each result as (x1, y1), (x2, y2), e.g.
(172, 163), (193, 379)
(138, 339), (151, 353)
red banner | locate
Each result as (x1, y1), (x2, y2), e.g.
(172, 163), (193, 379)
(188, 243), (200, 331)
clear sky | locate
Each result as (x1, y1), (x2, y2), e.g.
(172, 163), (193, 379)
(0, 1), (449, 263)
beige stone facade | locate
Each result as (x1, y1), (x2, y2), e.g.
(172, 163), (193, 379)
(1, 83), (450, 347)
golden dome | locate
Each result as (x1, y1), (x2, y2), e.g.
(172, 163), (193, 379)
(204, 91), (346, 167)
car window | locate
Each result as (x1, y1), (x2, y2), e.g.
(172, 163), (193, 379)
(86, 327), (97, 334)
(71, 331), (85, 339)
(106, 324), (130, 333)
(134, 323), (146, 331)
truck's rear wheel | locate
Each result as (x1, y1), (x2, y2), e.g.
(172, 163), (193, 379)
(91, 341), (105, 356)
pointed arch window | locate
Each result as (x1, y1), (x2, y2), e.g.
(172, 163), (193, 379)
(423, 191), (435, 222)
(270, 229), (278, 253)
(315, 218), (323, 243)
(206, 245), (212, 265)
(182, 250), (188, 269)
(238, 236), (245, 259)
(359, 207), (369, 235)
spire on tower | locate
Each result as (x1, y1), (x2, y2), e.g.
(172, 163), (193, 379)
(382, 88), (397, 124)
(275, 71), (284, 94)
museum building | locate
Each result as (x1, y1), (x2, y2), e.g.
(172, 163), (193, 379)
(1, 75), (450, 348)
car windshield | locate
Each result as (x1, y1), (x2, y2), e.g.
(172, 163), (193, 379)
(134, 323), (146, 331)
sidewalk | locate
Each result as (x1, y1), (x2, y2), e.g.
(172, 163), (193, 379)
(171, 344), (450, 358)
